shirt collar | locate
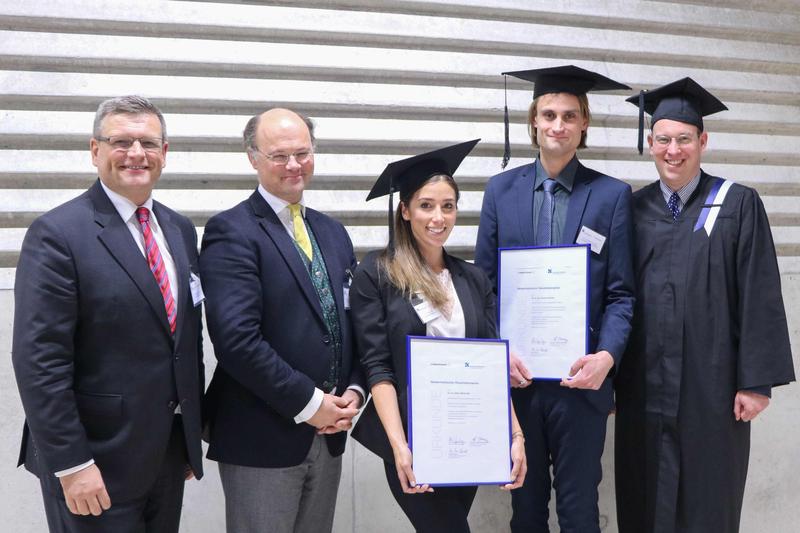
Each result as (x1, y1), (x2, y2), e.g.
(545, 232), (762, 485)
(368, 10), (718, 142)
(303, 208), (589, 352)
(99, 180), (154, 225)
(257, 183), (305, 218)
(533, 154), (578, 193)
(660, 171), (702, 207)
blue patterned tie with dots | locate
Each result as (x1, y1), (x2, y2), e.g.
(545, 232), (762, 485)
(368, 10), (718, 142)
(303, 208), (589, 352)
(536, 178), (557, 245)
(667, 191), (681, 220)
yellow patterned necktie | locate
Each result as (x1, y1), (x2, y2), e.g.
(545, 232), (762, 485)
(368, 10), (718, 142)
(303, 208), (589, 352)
(289, 203), (312, 260)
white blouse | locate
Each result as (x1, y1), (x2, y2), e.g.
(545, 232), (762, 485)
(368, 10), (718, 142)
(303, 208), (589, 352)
(425, 269), (466, 338)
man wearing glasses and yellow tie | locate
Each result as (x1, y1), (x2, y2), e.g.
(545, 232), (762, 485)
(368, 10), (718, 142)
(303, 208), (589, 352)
(200, 108), (365, 533)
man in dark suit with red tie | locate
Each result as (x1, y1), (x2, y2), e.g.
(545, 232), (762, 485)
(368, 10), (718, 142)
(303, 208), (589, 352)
(12, 95), (204, 533)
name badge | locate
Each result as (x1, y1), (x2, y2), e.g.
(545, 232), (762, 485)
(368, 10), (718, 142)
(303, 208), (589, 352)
(189, 272), (205, 307)
(411, 293), (441, 324)
(343, 269), (353, 310)
(576, 225), (606, 254)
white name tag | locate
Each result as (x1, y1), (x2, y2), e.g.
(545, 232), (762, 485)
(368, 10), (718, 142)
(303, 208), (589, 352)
(343, 286), (351, 310)
(190, 272), (205, 306)
(575, 226), (606, 254)
(411, 294), (441, 324)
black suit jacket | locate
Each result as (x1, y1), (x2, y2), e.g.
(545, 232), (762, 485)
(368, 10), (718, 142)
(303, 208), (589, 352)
(200, 190), (364, 467)
(12, 179), (204, 502)
(349, 250), (497, 464)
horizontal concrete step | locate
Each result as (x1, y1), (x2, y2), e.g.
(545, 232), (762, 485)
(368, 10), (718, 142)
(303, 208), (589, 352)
(2, 34), (800, 106)
(5, 0), (799, 44)
(2, 86), (799, 133)
(2, 150), (800, 194)
(3, 221), (800, 269)
(1, 3), (799, 75)
(1, 112), (798, 162)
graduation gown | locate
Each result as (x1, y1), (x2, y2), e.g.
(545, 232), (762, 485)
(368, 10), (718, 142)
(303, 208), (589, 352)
(614, 171), (795, 533)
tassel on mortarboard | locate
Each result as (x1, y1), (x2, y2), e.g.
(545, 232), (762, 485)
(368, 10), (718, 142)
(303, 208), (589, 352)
(502, 75), (511, 169)
(637, 90), (645, 155)
(387, 175), (395, 254)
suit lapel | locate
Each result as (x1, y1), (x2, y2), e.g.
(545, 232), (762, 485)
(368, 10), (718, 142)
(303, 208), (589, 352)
(249, 193), (325, 324)
(445, 254), (478, 338)
(90, 181), (172, 337)
(155, 202), (191, 341)
(514, 163), (536, 245)
(561, 163), (592, 244)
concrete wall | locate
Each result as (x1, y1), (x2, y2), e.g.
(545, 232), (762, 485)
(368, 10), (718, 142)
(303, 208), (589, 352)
(1, 1), (799, 531)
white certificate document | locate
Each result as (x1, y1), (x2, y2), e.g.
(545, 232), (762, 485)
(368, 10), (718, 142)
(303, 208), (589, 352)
(407, 336), (511, 486)
(498, 245), (589, 380)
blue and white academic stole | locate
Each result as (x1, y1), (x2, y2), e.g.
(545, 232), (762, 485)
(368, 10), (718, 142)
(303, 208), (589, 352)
(693, 177), (732, 236)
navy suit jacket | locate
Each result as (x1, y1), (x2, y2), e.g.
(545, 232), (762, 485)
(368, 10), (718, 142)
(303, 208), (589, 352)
(475, 161), (635, 410)
(12, 179), (205, 502)
(200, 190), (364, 467)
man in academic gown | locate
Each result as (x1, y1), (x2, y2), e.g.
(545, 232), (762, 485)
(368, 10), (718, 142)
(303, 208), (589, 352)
(614, 78), (795, 533)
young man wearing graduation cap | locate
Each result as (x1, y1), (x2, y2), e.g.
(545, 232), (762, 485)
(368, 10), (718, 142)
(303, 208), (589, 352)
(614, 78), (795, 533)
(475, 65), (635, 532)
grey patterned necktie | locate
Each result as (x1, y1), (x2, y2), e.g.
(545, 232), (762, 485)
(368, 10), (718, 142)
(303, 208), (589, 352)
(536, 178), (557, 245)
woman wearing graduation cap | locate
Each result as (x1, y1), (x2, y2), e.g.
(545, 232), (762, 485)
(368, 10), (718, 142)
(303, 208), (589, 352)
(474, 65), (636, 532)
(349, 140), (527, 532)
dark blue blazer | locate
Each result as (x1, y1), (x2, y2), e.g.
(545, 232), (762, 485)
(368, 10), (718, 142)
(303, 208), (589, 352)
(200, 190), (364, 467)
(475, 161), (635, 410)
(12, 179), (205, 502)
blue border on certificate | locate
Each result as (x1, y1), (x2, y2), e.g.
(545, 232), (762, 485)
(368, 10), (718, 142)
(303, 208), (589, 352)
(496, 244), (591, 381)
(406, 335), (512, 487)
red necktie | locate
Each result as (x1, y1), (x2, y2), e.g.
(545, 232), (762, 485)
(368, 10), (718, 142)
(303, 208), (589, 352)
(136, 207), (177, 334)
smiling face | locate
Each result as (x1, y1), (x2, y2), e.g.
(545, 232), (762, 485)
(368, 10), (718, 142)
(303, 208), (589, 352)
(648, 118), (707, 191)
(401, 178), (458, 260)
(91, 112), (167, 205)
(248, 109), (314, 204)
(531, 92), (589, 158)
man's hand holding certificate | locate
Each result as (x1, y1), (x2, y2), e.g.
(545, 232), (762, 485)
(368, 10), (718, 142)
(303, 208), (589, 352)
(498, 245), (590, 381)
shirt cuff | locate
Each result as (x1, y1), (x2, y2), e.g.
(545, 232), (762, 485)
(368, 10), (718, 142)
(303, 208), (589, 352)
(294, 387), (324, 424)
(55, 459), (95, 478)
(347, 384), (367, 407)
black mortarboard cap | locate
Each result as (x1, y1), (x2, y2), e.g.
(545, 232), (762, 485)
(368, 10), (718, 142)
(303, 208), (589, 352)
(501, 65), (630, 167)
(626, 77), (728, 154)
(367, 138), (480, 247)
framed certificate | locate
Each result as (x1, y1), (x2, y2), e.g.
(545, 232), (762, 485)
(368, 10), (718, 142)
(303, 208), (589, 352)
(407, 336), (512, 486)
(498, 245), (590, 380)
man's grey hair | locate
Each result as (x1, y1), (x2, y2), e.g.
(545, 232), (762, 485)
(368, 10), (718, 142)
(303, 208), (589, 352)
(243, 109), (316, 152)
(93, 95), (167, 140)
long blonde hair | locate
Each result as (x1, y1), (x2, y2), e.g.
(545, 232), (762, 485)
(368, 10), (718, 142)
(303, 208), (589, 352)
(378, 173), (459, 310)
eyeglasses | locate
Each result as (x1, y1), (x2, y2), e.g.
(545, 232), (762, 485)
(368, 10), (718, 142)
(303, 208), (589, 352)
(252, 148), (313, 166)
(96, 136), (164, 153)
(653, 134), (696, 147)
